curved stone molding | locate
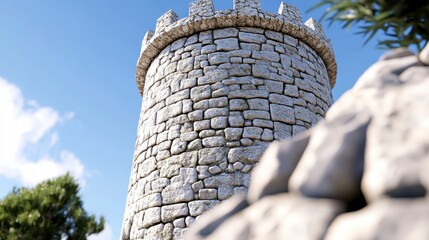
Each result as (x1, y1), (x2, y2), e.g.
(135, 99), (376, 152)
(136, 0), (337, 95)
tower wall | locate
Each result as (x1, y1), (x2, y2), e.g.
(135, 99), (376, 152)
(122, 1), (337, 239)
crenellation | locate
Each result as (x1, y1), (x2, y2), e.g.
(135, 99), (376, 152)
(141, 30), (154, 54)
(278, 2), (302, 23)
(305, 17), (326, 36)
(189, 0), (215, 17)
(156, 10), (179, 34)
(234, 0), (261, 15)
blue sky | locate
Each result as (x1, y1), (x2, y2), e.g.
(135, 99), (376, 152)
(0, 0), (385, 238)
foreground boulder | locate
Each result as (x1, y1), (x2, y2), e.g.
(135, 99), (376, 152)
(185, 46), (429, 240)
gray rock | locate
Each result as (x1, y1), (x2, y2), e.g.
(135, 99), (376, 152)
(161, 203), (189, 223)
(213, 28), (239, 39)
(243, 127), (263, 140)
(261, 129), (274, 141)
(199, 189), (218, 200)
(208, 166), (222, 175)
(225, 128), (243, 141)
(186, 194), (344, 240)
(238, 32), (267, 44)
(143, 207), (161, 228)
(202, 137), (226, 148)
(208, 52), (230, 65)
(228, 116), (245, 127)
(269, 94), (293, 106)
(173, 218), (186, 228)
(204, 108), (228, 119)
(218, 186), (234, 200)
(270, 104), (295, 124)
(247, 99), (269, 111)
(228, 146), (266, 164)
(243, 110), (270, 120)
(215, 38), (239, 51)
(198, 147), (227, 165)
(171, 139), (188, 155)
(247, 132), (310, 202)
(326, 199), (429, 240)
(228, 90), (269, 99)
(211, 117), (228, 129)
(229, 99), (248, 111)
(189, 200), (221, 217)
(191, 85), (212, 102)
(162, 183), (194, 204)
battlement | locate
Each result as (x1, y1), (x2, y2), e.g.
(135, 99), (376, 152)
(189, 0), (215, 17)
(278, 2), (301, 22)
(136, 0), (337, 95)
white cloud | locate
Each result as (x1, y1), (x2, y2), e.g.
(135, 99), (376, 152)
(88, 223), (113, 240)
(0, 77), (85, 186)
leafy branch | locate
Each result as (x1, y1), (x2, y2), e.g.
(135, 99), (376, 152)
(310, 0), (429, 51)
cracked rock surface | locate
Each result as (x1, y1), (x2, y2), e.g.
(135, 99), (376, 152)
(185, 47), (429, 240)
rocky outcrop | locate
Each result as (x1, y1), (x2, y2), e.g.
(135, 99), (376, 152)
(185, 46), (429, 240)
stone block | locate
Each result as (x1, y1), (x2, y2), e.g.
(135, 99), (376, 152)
(209, 97), (228, 108)
(230, 99), (248, 110)
(204, 108), (228, 119)
(194, 120), (210, 131)
(208, 52), (230, 65)
(199, 189), (218, 200)
(228, 90), (268, 99)
(252, 51), (280, 62)
(218, 185), (234, 200)
(253, 119), (274, 128)
(215, 38), (239, 51)
(248, 99), (269, 111)
(269, 93), (293, 106)
(211, 116), (228, 129)
(161, 203), (189, 223)
(198, 147), (227, 165)
(270, 104), (295, 124)
(188, 200), (220, 217)
(243, 127), (263, 140)
(171, 139), (187, 155)
(162, 183), (194, 204)
(143, 207), (161, 228)
(228, 115), (245, 127)
(295, 106), (311, 123)
(238, 32), (266, 44)
(252, 64), (271, 79)
(177, 57), (195, 73)
(213, 28), (239, 39)
(202, 136), (226, 147)
(228, 146), (266, 164)
(274, 122), (292, 140)
(208, 166), (222, 174)
(225, 128), (244, 141)
(243, 110), (270, 120)
(191, 85), (211, 102)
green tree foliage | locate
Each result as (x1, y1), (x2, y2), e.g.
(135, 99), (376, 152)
(0, 174), (104, 240)
(311, 0), (429, 50)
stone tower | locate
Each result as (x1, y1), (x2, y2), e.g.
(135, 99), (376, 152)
(121, 0), (337, 239)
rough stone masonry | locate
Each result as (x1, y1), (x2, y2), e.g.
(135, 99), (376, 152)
(121, 1), (337, 239)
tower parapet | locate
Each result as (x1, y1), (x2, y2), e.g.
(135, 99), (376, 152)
(123, 1), (337, 239)
(136, 0), (336, 95)
(189, 0), (215, 17)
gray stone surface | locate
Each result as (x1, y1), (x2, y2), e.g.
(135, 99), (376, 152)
(186, 194), (344, 240)
(184, 47), (429, 240)
(122, 0), (336, 238)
